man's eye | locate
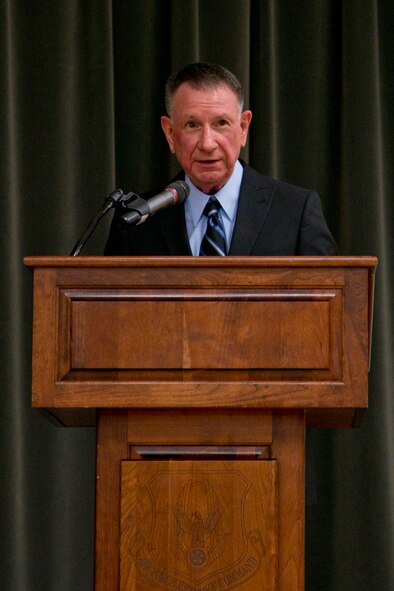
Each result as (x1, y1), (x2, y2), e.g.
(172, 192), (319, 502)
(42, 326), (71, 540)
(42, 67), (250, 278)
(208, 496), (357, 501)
(217, 119), (229, 127)
(185, 121), (197, 128)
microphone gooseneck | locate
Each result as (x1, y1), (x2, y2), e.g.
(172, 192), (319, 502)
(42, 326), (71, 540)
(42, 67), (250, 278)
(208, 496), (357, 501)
(70, 189), (126, 256)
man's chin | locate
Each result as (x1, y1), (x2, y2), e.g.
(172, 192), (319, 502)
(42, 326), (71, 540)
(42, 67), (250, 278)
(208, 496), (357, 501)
(189, 171), (230, 195)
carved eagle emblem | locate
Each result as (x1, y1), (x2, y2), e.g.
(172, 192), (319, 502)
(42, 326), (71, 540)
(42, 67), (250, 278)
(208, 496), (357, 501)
(170, 478), (228, 567)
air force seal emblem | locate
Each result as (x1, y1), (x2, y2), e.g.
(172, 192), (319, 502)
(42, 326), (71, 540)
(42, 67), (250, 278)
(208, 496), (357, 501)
(120, 460), (278, 590)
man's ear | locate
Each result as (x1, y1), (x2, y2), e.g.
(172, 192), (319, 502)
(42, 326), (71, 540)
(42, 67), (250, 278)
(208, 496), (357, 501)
(161, 116), (175, 153)
(240, 110), (253, 148)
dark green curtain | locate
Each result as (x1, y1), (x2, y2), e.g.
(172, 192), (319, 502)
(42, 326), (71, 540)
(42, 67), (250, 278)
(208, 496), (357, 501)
(1, 1), (393, 589)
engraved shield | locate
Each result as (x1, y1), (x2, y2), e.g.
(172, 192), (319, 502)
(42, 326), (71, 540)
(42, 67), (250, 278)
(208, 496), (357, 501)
(121, 460), (278, 591)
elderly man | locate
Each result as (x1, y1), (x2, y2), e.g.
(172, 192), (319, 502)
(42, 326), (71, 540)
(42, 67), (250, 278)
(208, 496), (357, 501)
(105, 62), (337, 256)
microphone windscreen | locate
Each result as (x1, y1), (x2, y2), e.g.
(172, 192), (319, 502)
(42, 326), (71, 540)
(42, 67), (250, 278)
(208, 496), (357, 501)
(166, 180), (190, 203)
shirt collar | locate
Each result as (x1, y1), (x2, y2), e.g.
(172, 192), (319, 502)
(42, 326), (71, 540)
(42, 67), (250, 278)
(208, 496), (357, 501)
(185, 160), (243, 227)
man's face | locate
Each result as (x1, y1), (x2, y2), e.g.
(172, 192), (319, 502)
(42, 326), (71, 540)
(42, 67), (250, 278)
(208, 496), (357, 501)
(161, 83), (252, 194)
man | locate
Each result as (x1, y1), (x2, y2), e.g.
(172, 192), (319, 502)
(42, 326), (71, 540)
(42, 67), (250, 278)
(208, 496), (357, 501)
(105, 63), (337, 256)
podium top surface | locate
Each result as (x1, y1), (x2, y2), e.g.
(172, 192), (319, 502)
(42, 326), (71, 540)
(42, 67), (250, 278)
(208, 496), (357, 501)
(24, 255), (378, 269)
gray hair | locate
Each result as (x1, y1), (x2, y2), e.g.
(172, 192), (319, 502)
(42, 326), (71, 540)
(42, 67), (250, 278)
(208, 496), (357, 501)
(164, 62), (244, 116)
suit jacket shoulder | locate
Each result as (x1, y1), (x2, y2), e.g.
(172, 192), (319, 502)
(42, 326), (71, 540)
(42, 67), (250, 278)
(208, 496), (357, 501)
(230, 162), (338, 255)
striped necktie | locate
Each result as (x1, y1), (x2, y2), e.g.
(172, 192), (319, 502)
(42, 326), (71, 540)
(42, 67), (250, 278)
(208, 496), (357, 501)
(199, 196), (227, 256)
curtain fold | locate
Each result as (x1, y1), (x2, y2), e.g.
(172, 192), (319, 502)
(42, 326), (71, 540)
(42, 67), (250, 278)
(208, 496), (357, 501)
(1, 1), (393, 589)
(1, 1), (114, 589)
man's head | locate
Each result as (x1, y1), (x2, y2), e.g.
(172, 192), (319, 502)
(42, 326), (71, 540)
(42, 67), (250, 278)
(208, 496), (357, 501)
(164, 63), (245, 117)
(161, 63), (252, 194)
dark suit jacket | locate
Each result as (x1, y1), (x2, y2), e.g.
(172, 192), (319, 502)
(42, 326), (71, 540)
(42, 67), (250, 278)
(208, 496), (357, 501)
(104, 162), (338, 256)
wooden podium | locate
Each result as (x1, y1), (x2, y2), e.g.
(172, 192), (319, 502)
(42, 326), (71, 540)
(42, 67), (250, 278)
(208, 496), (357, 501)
(24, 256), (377, 591)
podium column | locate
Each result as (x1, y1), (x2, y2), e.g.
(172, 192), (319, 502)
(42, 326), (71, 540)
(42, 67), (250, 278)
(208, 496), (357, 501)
(94, 409), (304, 591)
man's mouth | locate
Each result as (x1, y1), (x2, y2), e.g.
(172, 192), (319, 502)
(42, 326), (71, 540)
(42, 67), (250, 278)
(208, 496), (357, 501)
(197, 159), (219, 165)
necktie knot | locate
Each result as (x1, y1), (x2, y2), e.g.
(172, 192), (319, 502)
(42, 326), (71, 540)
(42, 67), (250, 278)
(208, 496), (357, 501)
(203, 196), (221, 219)
(199, 197), (227, 256)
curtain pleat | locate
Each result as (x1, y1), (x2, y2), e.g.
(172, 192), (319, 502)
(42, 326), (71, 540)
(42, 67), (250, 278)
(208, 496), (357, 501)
(0, 1), (114, 589)
(1, 1), (393, 589)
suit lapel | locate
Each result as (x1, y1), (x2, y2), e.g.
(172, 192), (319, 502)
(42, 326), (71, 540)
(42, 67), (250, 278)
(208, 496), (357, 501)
(229, 164), (275, 255)
(159, 202), (192, 255)
(149, 170), (192, 255)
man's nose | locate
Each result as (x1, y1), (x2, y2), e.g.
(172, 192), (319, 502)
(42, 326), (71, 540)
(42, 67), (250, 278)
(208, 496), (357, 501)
(199, 125), (216, 151)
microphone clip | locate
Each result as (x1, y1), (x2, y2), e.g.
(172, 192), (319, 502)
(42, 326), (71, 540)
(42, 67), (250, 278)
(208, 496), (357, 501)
(119, 193), (150, 225)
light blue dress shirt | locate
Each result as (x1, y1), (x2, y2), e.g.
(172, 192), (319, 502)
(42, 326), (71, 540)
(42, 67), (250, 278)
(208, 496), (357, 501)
(184, 160), (244, 256)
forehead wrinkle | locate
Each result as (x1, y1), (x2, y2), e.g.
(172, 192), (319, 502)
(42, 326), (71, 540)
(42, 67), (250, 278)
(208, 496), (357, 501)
(171, 86), (241, 119)
(182, 111), (235, 119)
(175, 108), (240, 126)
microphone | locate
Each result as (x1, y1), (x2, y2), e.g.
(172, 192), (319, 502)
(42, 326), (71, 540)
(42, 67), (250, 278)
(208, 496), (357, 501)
(121, 180), (190, 225)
